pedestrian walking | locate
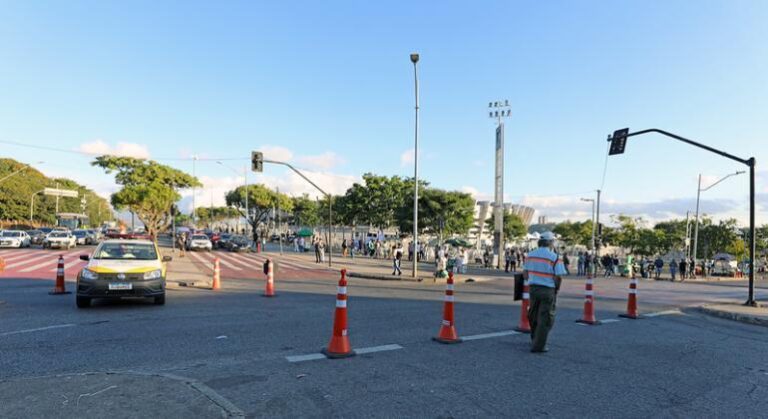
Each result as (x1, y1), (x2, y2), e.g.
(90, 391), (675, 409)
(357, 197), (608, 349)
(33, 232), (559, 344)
(319, 239), (326, 262)
(577, 252), (585, 276)
(314, 238), (321, 263)
(177, 232), (187, 258)
(654, 256), (664, 279)
(679, 259), (687, 281)
(669, 258), (677, 280)
(504, 248), (512, 273)
(563, 253), (571, 276)
(392, 243), (403, 275)
(523, 232), (566, 353)
(342, 239), (348, 257)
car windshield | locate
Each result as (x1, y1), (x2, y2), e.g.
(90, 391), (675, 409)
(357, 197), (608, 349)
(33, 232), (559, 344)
(1, 231), (22, 237)
(73, 231), (87, 237)
(28, 230), (41, 235)
(191, 235), (209, 240)
(49, 232), (69, 238)
(93, 243), (158, 260)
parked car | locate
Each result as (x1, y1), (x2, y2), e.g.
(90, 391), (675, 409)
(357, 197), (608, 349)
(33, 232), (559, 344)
(43, 231), (76, 249)
(217, 233), (233, 249)
(39, 227), (54, 235)
(186, 234), (213, 251)
(87, 229), (102, 241)
(73, 229), (95, 245)
(0, 230), (32, 248)
(27, 229), (47, 245)
(76, 239), (171, 308)
(226, 235), (251, 252)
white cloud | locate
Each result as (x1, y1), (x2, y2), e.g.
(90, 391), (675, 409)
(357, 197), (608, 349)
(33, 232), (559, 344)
(295, 152), (346, 170)
(77, 140), (151, 159)
(460, 186), (492, 201)
(400, 148), (414, 167)
(258, 145), (294, 162)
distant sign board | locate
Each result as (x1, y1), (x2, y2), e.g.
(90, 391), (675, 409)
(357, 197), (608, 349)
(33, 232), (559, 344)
(43, 188), (78, 198)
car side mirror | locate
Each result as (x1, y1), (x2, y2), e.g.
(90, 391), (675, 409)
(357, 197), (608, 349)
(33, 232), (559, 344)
(162, 256), (172, 262)
(79, 255), (90, 261)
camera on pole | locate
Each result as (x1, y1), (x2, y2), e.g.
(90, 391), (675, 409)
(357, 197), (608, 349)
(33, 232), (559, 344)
(251, 151), (263, 173)
(609, 128), (629, 155)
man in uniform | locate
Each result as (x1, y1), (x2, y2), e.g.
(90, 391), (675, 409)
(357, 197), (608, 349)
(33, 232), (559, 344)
(523, 231), (566, 353)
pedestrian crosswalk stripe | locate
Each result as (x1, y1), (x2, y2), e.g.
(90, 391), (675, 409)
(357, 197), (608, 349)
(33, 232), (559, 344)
(461, 330), (520, 341)
(212, 252), (257, 269)
(3, 253), (57, 269)
(18, 251), (81, 273)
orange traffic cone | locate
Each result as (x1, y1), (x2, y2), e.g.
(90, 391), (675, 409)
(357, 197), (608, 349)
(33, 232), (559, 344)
(576, 275), (601, 325)
(619, 278), (642, 319)
(433, 271), (462, 344)
(322, 269), (355, 358)
(49, 255), (70, 295)
(211, 258), (221, 290)
(0, 256), (5, 273)
(515, 277), (531, 333)
(263, 258), (276, 297)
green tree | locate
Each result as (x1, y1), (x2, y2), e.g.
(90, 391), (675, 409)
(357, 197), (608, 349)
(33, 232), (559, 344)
(225, 184), (293, 241)
(92, 156), (201, 239)
(698, 218), (740, 259)
(398, 189), (475, 236)
(290, 194), (321, 227)
(485, 213), (527, 241)
(194, 206), (240, 229)
(552, 220), (594, 247)
(653, 219), (688, 253)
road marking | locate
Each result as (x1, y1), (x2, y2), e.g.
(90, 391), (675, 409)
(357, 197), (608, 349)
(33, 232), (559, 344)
(0, 323), (76, 337)
(286, 353), (327, 363)
(601, 319), (621, 324)
(18, 251), (80, 273)
(0, 251), (40, 262)
(355, 343), (404, 354)
(644, 310), (683, 317)
(2, 253), (54, 269)
(51, 259), (87, 272)
(286, 344), (404, 363)
(194, 252), (243, 271)
(216, 252), (259, 269)
(462, 330), (520, 341)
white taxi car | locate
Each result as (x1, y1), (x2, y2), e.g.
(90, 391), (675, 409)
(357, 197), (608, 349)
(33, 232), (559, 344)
(76, 239), (171, 308)
(43, 231), (76, 249)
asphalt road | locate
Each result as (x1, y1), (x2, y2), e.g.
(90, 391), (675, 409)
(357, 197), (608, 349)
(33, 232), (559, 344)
(1, 262), (767, 417)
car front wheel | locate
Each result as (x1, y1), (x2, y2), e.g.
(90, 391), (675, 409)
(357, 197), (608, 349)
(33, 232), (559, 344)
(76, 296), (91, 308)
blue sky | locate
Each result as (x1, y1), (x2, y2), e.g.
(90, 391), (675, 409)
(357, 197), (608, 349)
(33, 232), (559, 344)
(1, 1), (766, 225)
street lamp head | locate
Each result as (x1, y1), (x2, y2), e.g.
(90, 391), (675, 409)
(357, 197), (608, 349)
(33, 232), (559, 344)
(410, 53), (419, 63)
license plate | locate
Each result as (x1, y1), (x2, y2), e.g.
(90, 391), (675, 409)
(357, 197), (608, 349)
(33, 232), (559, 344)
(108, 282), (133, 290)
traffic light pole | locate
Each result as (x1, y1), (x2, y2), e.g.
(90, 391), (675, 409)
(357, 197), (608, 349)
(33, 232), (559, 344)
(263, 159), (333, 268)
(609, 128), (758, 306)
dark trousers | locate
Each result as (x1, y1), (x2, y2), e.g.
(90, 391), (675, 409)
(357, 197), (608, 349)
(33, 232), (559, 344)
(528, 285), (557, 351)
(315, 250), (320, 263)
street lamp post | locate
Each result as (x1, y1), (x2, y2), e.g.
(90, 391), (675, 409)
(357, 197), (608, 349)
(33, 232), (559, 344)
(692, 170), (745, 276)
(581, 197), (596, 252)
(0, 161), (43, 184)
(217, 161), (249, 236)
(489, 100), (511, 269)
(192, 155), (198, 226)
(410, 52), (420, 278)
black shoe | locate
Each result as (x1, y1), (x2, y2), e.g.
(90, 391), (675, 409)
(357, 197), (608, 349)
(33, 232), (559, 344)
(530, 347), (549, 353)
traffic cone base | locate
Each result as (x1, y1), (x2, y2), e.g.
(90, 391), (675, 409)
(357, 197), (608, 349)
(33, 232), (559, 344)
(321, 346), (356, 359)
(575, 319), (602, 325)
(432, 335), (462, 344)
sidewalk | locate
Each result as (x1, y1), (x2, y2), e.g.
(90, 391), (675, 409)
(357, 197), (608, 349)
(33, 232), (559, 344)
(693, 303), (768, 327)
(264, 248), (515, 283)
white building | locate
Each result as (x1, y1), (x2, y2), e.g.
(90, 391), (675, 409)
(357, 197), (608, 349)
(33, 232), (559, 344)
(468, 201), (535, 247)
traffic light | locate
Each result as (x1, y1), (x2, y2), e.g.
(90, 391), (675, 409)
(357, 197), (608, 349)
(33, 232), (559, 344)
(609, 128), (629, 155)
(251, 151), (263, 172)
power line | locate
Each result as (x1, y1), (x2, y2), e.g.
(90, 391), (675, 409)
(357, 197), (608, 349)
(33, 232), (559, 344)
(0, 139), (246, 162)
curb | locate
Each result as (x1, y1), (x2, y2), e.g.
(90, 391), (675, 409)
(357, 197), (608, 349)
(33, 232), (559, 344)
(692, 305), (768, 328)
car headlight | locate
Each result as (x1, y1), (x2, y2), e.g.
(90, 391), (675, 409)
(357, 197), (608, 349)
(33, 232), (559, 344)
(81, 269), (99, 280)
(143, 269), (162, 280)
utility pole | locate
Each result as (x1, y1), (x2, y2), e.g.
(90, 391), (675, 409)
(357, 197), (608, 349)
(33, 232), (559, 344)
(693, 170), (744, 276)
(277, 186), (283, 255)
(489, 100), (512, 269)
(410, 52), (420, 278)
(192, 155), (198, 227)
(595, 189), (602, 256)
